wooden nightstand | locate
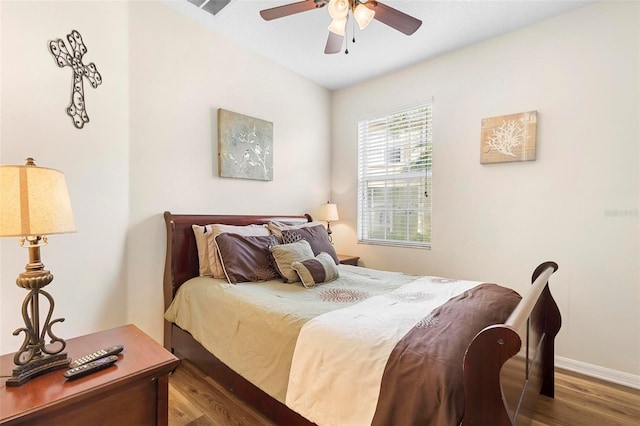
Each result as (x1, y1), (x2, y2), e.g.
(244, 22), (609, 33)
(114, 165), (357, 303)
(338, 254), (360, 266)
(0, 324), (179, 426)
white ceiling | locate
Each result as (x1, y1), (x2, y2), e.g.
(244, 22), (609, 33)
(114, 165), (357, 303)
(163, 0), (593, 91)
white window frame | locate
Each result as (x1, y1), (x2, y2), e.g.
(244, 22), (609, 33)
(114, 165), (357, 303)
(357, 103), (432, 248)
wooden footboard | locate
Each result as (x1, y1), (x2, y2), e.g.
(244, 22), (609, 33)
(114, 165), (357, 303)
(462, 261), (560, 425)
(163, 212), (561, 426)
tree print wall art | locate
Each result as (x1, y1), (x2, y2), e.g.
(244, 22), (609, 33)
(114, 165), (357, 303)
(218, 109), (273, 181)
(480, 111), (537, 164)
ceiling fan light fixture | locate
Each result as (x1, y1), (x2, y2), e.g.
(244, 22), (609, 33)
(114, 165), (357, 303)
(259, 0), (422, 55)
(353, 3), (375, 30)
(328, 0), (349, 20)
(328, 17), (347, 36)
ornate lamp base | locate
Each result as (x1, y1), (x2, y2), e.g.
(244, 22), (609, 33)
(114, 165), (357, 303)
(6, 353), (70, 386)
(7, 237), (69, 386)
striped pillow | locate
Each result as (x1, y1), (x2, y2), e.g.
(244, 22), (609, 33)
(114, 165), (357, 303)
(291, 252), (340, 288)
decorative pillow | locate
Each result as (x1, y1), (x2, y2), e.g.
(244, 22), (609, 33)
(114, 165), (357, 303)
(214, 233), (280, 284)
(292, 252), (340, 288)
(281, 225), (339, 265)
(267, 221), (322, 243)
(205, 224), (270, 278)
(193, 224), (215, 276)
(282, 231), (303, 245)
(269, 240), (315, 283)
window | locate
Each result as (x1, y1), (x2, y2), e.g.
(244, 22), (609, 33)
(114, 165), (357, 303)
(357, 104), (432, 248)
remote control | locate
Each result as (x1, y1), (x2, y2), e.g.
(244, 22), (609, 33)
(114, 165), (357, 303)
(64, 355), (119, 380)
(69, 345), (124, 368)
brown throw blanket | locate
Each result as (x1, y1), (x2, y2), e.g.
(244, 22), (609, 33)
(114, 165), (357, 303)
(372, 284), (522, 426)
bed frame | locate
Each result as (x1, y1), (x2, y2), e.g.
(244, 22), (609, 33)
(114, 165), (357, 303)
(163, 211), (561, 425)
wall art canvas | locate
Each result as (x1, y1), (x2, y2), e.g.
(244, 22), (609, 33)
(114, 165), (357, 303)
(480, 111), (537, 164)
(218, 109), (273, 181)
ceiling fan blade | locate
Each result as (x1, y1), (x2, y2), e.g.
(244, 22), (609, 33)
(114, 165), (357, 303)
(365, 1), (422, 35)
(324, 31), (344, 54)
(260, 0), (326, 21)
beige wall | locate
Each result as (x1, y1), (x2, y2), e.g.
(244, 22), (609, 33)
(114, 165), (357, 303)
(1, 0), (130, 353)
(0, 0), (331, 353)
(125, 0), (332, 341)
(1, 0), (637, 388)
(331, 1), (639, 384)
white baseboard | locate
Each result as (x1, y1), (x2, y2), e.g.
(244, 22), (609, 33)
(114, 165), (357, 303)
(556, 356), (640, 390)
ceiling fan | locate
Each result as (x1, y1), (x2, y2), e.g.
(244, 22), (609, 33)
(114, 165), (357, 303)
(260, 0), (422, 54)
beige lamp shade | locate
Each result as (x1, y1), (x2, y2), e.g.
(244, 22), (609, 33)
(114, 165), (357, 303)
(317, 203), (339, 222)
(0, 159), (75, 238)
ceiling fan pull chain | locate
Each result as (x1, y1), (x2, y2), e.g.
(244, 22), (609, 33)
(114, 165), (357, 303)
(344, 22), (349, 54)
(352, 15), (356, 44)
(344, 15), (349, 54)
(345, 14), (353, 54)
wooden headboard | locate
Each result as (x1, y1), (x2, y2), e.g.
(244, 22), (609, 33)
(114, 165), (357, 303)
(162, 211), (312, 310)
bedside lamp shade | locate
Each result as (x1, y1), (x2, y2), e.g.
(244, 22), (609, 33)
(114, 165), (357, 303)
(0, 158), (76, 385)
(0, 159), (75, 238)
(317, 203), (339, 222)
(317, 202), (339, 243)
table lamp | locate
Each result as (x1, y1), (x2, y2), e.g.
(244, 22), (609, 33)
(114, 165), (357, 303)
(0, 158), (76, 385)
(317, 202), (339, 243)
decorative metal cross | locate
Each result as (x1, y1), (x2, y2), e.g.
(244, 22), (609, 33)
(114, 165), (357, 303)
(48, 30), (102, 129)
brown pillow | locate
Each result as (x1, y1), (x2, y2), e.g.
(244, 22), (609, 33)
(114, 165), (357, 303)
(205, 224), (270, 278)
(267, 220), (322, 243)
(282, 225), (339, 265)
(214, 233), (280, 284)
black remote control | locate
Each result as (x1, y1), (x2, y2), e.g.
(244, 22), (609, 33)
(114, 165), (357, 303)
(69, 345), (124, 368)
(64, 355), (119, 380)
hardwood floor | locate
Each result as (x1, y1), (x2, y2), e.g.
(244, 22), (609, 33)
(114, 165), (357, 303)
(169, 359), (640, 426)
(169, 359), (274, 426)
(531, 370), (640, 426)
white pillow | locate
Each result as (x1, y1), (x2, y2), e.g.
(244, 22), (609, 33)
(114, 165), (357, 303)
(192, 223), (269, 277)
(192, 224), (214, 276)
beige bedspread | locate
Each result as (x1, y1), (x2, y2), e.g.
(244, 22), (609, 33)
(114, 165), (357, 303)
(164, 264), (418, 402)
(285, 276), (484, 425)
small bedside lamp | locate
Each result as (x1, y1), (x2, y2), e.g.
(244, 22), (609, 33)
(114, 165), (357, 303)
(0, 158), (76, 385)
(317, 202), (339, 243)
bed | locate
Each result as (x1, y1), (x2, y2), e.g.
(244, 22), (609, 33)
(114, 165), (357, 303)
(162, 211), (561, 425)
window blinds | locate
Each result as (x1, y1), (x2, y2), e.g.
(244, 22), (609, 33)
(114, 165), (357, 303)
(357, 104), (432, 247)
